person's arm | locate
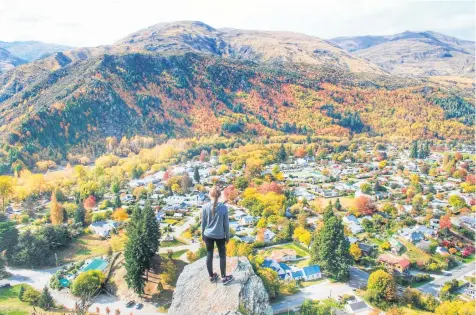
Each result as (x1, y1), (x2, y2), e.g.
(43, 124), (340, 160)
(224, 207), (230, 242)
(201, 207), (207, 237)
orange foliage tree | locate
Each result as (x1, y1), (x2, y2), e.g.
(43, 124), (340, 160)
(355, 196), (377, 216)
(83, 195), (97, 210)
(223, 185), (239, 202)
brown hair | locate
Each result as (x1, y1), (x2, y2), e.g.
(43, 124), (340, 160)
(209, 185), (221, 216)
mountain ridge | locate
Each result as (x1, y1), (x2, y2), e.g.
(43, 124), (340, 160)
(0, 21), (473, 173)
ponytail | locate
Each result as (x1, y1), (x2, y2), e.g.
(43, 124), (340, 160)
(210, 185), (221, 217)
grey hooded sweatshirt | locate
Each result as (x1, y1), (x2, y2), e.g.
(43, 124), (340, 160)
(201, 202), (230, 240)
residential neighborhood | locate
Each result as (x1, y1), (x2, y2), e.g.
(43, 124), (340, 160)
(0, 138), (475, 315)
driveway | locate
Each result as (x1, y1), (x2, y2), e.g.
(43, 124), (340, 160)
(271, 267), (369, 314)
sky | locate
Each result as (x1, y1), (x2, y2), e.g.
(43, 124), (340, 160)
(0, 0), (474, 47)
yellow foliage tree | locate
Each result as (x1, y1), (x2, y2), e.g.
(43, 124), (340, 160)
(350, 243), (362, 261)
(0, 175), (13, 211)
(112, 208), (129, 221)
(50, 191), (64, 225)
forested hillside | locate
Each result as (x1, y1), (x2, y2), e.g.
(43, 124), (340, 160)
(0, 21), (474, 174)
(0, 51), (473, 174)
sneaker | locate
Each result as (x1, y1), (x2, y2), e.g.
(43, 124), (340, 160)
(209, 273), (218, 283)
(221, 275), (234, 285)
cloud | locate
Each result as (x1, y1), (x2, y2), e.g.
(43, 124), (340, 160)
(0, 0), (473, 46)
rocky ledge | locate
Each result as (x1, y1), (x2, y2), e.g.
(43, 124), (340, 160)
(168, 256), (273, 315)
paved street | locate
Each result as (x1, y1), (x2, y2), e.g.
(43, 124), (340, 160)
(418, 262), (476, 296)
(271, 267), (369, 314)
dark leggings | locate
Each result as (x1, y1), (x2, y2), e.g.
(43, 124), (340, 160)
(203, 235), (226, 278)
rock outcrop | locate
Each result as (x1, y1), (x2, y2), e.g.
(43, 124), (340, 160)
(168, 256), (273, 315)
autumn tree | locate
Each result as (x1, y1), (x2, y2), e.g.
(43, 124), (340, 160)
(50, 191), (64, 225)
(223, 185), (239, 202)
(112, 208), (129, 221)
(349, 243), (362, 261)
(83, 195), (97, 210)
(367, 270), (396, 306)
(72, 270), (105, 297)
(355, 196), (377, 215)
(439, 215), (452, 230)
(0, 176), (13, 211)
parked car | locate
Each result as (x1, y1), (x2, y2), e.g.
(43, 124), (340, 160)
(125, 301), (135, 307)
(135, 303), (143, 310)
(0, 283), (11, 289)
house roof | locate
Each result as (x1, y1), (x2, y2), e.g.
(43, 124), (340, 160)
(378, 254), (410, 269)
(303, 265), (321, 276)
(291, 270), (304, 278)
(271, 249), (297, 260)
(348, 301), (368, 311)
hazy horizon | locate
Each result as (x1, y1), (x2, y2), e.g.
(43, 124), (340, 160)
(0, 0), (474, 47)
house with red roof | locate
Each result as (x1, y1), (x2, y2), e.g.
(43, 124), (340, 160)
(377, 254), (411, 274)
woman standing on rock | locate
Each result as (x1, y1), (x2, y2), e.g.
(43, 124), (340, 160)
(201, 185), (234, 284)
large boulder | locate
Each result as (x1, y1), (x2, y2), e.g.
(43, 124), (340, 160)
(168, 256), (273, 315)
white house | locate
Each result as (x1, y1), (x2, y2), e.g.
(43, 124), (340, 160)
(89, 221), (119, 238)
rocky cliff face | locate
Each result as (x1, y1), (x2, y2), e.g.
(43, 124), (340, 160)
(168, 256), (273, 315)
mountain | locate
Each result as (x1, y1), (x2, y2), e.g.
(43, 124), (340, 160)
(330, 31), (475, 77)
(0, 21), (474, 173)
(0, 40), (71, 62)
(0, 48), (26, 72)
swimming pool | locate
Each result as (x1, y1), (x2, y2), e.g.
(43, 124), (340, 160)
(80, 258), (108, 272)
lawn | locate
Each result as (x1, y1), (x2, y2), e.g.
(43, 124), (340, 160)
(56, 231), (127, 264)
(0, 284), (65, 315)
(0, 284), (30, 315)
(161, 239), (187, 248)
(300, 278), (326, 287)
(160, 249), (188, 259)
(265, 242), (310, 257)
(397, 237), (432, 265)
(163, 219), (179, 225)
(410, 276), (434, 288)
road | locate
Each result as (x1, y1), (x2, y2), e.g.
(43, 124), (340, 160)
(159, 211), (201, 257)
(0, 266), (166, 314)
(418, 261), (476, 296)
(271, 267), (369, 314)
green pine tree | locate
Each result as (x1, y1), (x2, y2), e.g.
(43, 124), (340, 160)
(18, 285), (25, 301)
(143, 201), (160, 258)
(38, 286), (54, 310)
(114, 195), (122, 208)
(278, 144), (287, 162)
(311, 204), (352, 281)
(410, 140), (419, 159)
(124, 210), (147, 294)
(334, 198), (342, 211)
(193, 167), (200, 183)
(74, 202), (85, 226)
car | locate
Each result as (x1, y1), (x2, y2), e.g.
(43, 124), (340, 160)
(0, 283), (11, 289)
(125, 301), (135, 307)
(135, 303), (143, 310)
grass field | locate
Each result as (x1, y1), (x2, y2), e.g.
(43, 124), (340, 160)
(160, 249), (188, 259)
(0, 284), (30, 315)
(56, 231), (127, 264)
(161, 239), (187, 248)
(0, 284), (67, 315)
(397, 237), (432, 265)
(264, 242), (310, 257)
